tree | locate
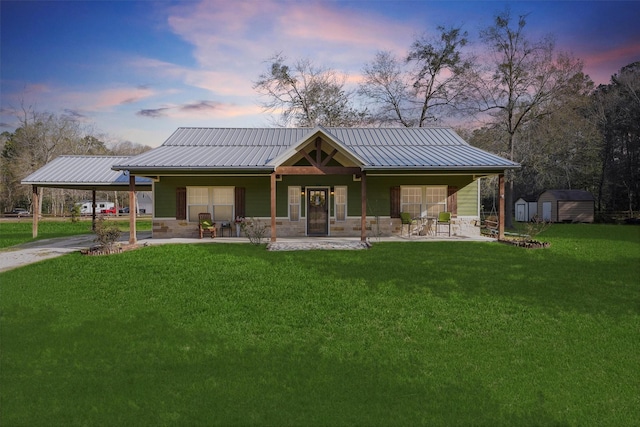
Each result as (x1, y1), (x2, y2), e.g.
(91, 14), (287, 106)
(1, 108), (78, 212)
(513, 78), (601, 197)
(470, 8), (585, 227)
(593, 62), (640, 214)
(360, 26), (472, 127)
(0, 104), (152, 215)
(109, 140), (152, 156)
(254, 53), (367, 127)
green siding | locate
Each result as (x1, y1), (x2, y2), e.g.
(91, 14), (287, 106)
(155, 176), (271, 218)
(155, 174), (478, 218)
(366, 175), (477, 216)
(458, 180), (479, 216)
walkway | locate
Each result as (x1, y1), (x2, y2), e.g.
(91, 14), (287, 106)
(0, 232), (494, 272)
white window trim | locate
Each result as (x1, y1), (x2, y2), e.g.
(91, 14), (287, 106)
(288, 186), (301, 222)
(187, 186), (209, 222)
(400, 185), (448, 218)
(187, 186), (235, 222)
(424, 185), (448, 217)
(334, 186), (347, 222)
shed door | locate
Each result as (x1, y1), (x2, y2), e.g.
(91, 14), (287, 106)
(516, 204), (526, 222)
(542, 202), (552, 222)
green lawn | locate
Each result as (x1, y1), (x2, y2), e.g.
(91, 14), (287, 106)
(1, 224), (639, 426)
(0, 218), (152, 249)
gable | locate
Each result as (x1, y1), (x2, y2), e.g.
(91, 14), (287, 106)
(270, 127), (365, 168)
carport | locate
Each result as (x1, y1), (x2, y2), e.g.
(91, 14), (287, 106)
(21, 156), (153, 243)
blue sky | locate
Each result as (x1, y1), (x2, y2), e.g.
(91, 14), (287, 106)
(2, 0), (639, 147)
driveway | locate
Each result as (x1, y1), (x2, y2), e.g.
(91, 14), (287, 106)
(0, 232), (151, 273)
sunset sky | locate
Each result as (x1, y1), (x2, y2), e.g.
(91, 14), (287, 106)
(1, 0), (639, 147)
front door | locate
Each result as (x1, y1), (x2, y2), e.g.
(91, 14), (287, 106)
(307, 188), (329, 236)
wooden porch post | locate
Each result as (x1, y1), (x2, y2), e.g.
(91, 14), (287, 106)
(498, 173), (505, 240)
(129, 174), (137, 245)
(270, 171), (277, 242)
(91, 189), (97, 231)
(32, 185), (39, 238)
(360, 172), (367, 242)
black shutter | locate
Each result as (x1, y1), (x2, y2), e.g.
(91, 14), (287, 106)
(390, 186), (400, 218)
(235, 187), (246, 218)
(176, 187), (186, 220)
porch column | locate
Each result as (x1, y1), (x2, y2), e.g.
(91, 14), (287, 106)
(129, 174), (137, 245)
(498, 173), (505, 240)
(360, 171), (367, 242)
(91, 189), (97, 231)
(32, 185), (39, 238)
(270, 171), (277, 242)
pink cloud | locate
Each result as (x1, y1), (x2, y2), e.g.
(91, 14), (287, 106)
(579, 41), (640, 83)
(131, 56), (255, 97)
(281, 3), (407, 52)
(584, 42), (640, 66)
(165, 0), (411, 74)
(86, 86), (157, 110)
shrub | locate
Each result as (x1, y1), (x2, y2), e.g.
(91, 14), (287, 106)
(93, 217), (122, 252)
(514, 217), (552, 242)
(240, 217), (268, 245)
(70, 204), (81, 223)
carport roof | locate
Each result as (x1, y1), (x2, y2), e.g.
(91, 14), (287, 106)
(21, 156), (153, 190)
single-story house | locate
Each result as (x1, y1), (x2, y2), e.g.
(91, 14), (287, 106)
(537, 189), (594, 223)
(515, 196), (538, 222)
(109, 126), (519, 241)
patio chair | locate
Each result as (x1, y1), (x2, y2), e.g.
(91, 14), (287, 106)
(198, 212), (217, 238)
(436, 212), (452, 236)
(400, 212), (413, 237)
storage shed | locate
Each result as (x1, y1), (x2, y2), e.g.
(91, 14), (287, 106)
(537, 190), (594, 223)
(515, 196), (538, 222)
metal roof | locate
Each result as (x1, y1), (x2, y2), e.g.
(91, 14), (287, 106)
(113, 127), (520, 172)
(542, 189), (594, 201)
(22, 156), (153, 189)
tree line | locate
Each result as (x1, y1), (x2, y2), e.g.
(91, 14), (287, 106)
(254, 9), (639, 221)
(0, 106), (151, 215)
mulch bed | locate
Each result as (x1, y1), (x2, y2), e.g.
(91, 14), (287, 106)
(81, 243), (143, 256)
(498, 239), (551, 249)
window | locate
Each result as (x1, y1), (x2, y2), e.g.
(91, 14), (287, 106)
(334, 186), (347, 221)
(288, 186), (301, 221)
(188, 187), (209, 222)
(401, 187), (422, 218)
(212, 187), (234, 222)
(401, 186), (447, 218)
(425, 186), (447, 217)
(187, 186), (234, 222)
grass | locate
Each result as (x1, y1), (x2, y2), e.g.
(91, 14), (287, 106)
(0, 218), (152, 249)
(1, 224), (639, 426)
